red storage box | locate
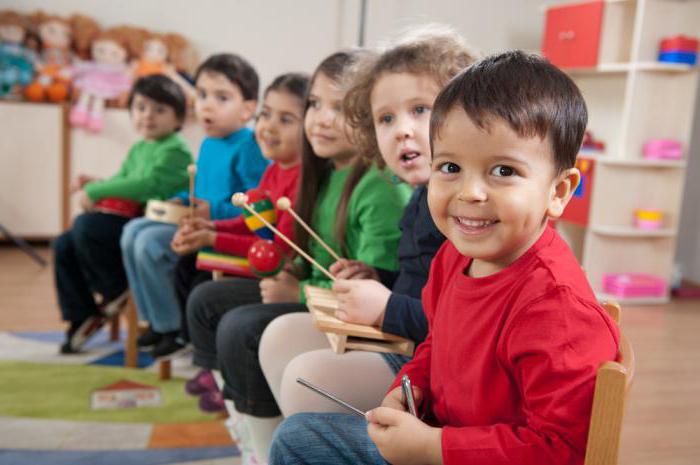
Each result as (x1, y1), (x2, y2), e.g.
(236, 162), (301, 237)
(542, 0), (605, 68)
(660, 35), (698, 53)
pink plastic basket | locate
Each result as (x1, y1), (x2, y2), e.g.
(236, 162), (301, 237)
(602, 273), (667, 298)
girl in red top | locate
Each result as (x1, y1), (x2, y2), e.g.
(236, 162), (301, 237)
(269, 51), (619, 465)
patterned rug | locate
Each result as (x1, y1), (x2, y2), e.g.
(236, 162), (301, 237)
(0, 330), (239, 465)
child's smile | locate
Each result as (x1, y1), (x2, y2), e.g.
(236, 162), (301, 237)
(429, 107), (577, 277)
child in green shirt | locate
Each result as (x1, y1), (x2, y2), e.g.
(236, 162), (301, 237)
(54, 74), (193, 354)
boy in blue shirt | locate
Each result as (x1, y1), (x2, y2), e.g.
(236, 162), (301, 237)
(119, 54), (269, 357)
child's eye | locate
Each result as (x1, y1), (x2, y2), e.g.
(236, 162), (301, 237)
(490, 165), (516, 177)
(197, 89), (206, 99)
(438, 162), (460, 174)
(257, 110), (270, 121)
(136, 103), (146, 112)
(217, 95), (228, 103)
(308, 99), (319, 109)
(378, 114), (393, 125)
(414, 105), (429, 115)
(280, 115), (294, 125)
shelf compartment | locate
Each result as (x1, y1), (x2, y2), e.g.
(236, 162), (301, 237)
(590, 225), (676, 237)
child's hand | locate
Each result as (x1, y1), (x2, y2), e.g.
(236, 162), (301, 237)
(332, 279), (390, 327)
(330, 259), (380, 280)
(169, 198), (184, 205)
(78, 190), (94, 211)
(259, 270), (300, 304)
(382, 385), (424, 412)
(171, 229), (215, 255)
(193, 199), (210, 219)
(179, 216), (215, 231)
(366, 407), (443, 465)
(70, 174), (98, 193)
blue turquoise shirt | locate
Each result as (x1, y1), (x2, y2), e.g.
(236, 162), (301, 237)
(175, 127), (269, 219)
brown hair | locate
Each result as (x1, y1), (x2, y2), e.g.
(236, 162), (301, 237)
(69, 14), (100, 59)
(295, 49), (371, 257)
(344, 25), (478, 168)
(430, 50), (588, 174)
(0, 10), (28, 30)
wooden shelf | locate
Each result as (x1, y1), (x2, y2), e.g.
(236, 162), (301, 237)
(566, 62), (694, 75)
(577, 153), (686, 168)
(590, 226), (676, 238)
(596, 292), (670, 305)
(596, 158), (686, 168)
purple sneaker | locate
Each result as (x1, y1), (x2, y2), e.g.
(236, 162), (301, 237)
(185, 370), (218, 396)
(198, 390), (226, 413)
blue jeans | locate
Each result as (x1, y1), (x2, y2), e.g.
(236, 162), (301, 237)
(120, 218), (180, 332)
(269, 413), (388, 465)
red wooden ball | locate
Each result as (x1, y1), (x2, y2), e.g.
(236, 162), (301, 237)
(247, 240), (285, 277)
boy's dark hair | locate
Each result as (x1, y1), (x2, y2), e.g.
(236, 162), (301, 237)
(194, 53), (259, 101)
(430, 50), (588, 173)
(264, 72), (310, 102)
(128, 74), (187, 122)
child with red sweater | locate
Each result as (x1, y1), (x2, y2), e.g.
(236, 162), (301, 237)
(269, 51), (620, 465)
(162, 73), (309, 357)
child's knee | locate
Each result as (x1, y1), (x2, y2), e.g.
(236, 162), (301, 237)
(52, 231), (73, 258)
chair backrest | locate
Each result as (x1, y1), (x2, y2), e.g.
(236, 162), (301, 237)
(584, 301), (635, 465)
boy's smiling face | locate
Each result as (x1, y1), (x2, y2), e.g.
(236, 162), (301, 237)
(428, 107), (578, 277)
(195, 70), (256, 138)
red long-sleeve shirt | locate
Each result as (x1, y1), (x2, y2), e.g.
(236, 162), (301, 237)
(212, 162), (300, 256)
(392, 226), (619, 465)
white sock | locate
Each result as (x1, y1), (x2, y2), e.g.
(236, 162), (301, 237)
(243, 414), (283, 462)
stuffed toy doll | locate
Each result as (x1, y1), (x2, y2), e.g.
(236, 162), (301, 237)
(69, 26), (134, 132)
(22, 11), (74, 103)
(0, 10), (36, 98)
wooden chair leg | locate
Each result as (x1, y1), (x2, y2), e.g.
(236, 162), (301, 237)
(109, 315), (120, 341)
(125, 295), (139, 368)
(159, 360), (172, 380)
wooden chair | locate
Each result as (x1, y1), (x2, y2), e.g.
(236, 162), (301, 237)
(124, 270), (227, 379)
(584, 301), (635, 465)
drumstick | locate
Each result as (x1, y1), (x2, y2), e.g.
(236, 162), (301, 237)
(232, 193), (335, 281)
(187, 164), (196, 217)
(277, 197), (341, 262)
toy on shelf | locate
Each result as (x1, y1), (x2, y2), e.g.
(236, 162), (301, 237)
(0, 11), (36, 99)
(658, 34), (698, 65)
(642, 139), (682, 160)
(247, 239), (285, 277)
(634, 209), (663, 230)
(603, 273), (667, 298)
(580, 130), (605, 154)
(69, 26), (135, 132)
(23, 11), (79, 103)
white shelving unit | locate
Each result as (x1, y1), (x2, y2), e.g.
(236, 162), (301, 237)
(548, 0), (700, 304)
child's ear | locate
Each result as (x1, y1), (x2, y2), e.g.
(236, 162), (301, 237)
(547, 167), (580, 218)
(242, 100), (258, 123)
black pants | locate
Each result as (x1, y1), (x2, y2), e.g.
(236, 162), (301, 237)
(53, 212), (130, 323)
(174, 252), (211, 341)
(217, 301), (307, 417)
(187, 278), (262, 369)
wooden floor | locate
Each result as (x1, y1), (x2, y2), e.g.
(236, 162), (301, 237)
(1, 244), (699, 464)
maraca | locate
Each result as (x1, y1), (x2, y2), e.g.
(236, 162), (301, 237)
(247, 239), (285, 277)
(242, 188), (277, 240)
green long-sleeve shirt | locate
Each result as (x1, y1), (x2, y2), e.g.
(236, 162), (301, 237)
(84, 133), (193, 203)
(296, 165), (412, 302)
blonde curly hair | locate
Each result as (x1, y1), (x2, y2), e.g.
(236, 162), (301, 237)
(343, 24), (479, 168)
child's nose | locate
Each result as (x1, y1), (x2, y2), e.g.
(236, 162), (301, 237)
(394, 117), (414, 140)
(457, 177), (488, 202)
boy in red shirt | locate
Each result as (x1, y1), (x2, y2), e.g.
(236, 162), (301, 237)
(269, 50), (620, 465)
